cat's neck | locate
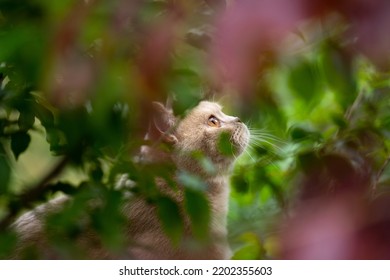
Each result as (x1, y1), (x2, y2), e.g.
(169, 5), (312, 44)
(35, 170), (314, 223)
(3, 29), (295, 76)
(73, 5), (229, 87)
(175, 153), (233, 226)
(206, 175), (230, 234)
(174, 152), (234, 179)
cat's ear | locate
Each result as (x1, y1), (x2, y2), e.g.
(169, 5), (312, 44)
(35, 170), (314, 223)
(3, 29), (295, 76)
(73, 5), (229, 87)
(149, 101), (178, 144)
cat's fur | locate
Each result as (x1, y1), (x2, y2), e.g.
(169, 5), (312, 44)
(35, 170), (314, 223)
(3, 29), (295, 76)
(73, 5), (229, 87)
(11, 101), (250, 259)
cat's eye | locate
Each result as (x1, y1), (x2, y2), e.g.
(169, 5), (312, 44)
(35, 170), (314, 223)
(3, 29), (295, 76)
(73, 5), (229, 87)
(207, 115), (221, 127)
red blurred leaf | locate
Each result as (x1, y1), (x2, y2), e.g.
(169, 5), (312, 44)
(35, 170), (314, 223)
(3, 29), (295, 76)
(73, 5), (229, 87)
(209, 0), (304, 95)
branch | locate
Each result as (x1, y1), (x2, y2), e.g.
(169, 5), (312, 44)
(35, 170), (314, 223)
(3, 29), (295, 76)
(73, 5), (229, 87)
(371, 155), (390, 197)
(0, 156), (69, 231)
(344, 90), (365, 121)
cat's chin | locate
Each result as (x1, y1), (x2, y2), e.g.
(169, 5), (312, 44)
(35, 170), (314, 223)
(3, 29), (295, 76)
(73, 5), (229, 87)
(230, 123), (250, 156)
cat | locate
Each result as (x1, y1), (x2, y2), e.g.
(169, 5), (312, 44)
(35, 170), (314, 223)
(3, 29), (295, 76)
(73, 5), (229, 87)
(11, 101), (250, 259)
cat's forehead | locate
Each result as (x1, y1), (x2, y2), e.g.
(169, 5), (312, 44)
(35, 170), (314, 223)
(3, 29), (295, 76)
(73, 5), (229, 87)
(196, 101), (223, 113)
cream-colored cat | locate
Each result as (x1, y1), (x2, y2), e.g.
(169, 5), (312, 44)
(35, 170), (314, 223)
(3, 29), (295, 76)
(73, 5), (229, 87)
(12, 101), (250, 259)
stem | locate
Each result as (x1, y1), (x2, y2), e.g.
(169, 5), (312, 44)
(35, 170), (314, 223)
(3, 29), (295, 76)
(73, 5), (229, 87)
(344, 90), (365, 121)
(372, 155), (390, 196)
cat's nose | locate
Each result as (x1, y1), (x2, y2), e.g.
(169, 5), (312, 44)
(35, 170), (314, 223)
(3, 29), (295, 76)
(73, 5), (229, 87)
(234, 117), (242, 123)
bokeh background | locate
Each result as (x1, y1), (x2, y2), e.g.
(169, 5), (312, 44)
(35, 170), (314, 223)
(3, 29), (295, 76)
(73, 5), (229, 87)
(1, 0), (390, 259)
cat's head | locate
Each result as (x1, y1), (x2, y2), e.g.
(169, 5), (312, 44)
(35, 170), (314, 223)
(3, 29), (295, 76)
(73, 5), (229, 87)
(150, 101), (250, 175)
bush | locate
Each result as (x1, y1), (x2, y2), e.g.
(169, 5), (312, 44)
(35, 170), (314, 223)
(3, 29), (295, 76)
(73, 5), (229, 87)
(1, 0), (390, 259)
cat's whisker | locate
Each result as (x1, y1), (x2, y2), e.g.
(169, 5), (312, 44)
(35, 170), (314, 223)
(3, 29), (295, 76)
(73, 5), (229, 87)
(251, 138), (287, 147)
(248, 130), (288, 145)
(252, 137), (285, 144)
(250, 139), (284, 153)
(240, 142), (256, 162)
(244, 150), (256, 163)
(263, 157), (280, 169)
(249, 128), (280, 134)
(249, 131), (286, 146)
(249, 133), (287, 143)
(243, 143), (274, 164)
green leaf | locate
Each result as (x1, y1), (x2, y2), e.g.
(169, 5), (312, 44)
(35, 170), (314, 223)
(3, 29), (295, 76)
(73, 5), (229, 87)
(232, 232), (263, 260)
(288, 60), (322, 102)
(231, 173), (249, 193)
(259, 186), (272, 203)
(191, 151), (216, 174)
(321, 44), (357, 108)
(47, 182), (77, 195)
(289, 125), (322, 142)
(45, 128), (62, 153)
(331, 113), (348, 129)
(91, 189), (126, 251)
(18, 110), (35, 130)
(0, 144), (11, 194)
(185, 189), (210, 241)
(0, 231), (18, 259)
(11, 131), (31, 160)
(89, 161), (104, 182)
(157, 196), (184, 246)
(290, 126), (308, 141)
(178, 171), (207, 191)
(35, 102), (54, 128)
(218, 131), (234, 156)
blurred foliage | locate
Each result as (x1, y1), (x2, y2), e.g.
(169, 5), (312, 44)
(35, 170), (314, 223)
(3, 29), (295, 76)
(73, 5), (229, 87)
(1, 0), (390, 259)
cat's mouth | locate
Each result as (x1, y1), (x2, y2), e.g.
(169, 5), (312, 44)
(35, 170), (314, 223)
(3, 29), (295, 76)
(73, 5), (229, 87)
(230, 123), (250, 155)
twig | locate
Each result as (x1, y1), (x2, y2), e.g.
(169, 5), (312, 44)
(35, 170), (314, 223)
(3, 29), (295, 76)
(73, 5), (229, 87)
(372, 155), (390, 196)
(0, 156), (69, 231)
(344, 90), (365, 121)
